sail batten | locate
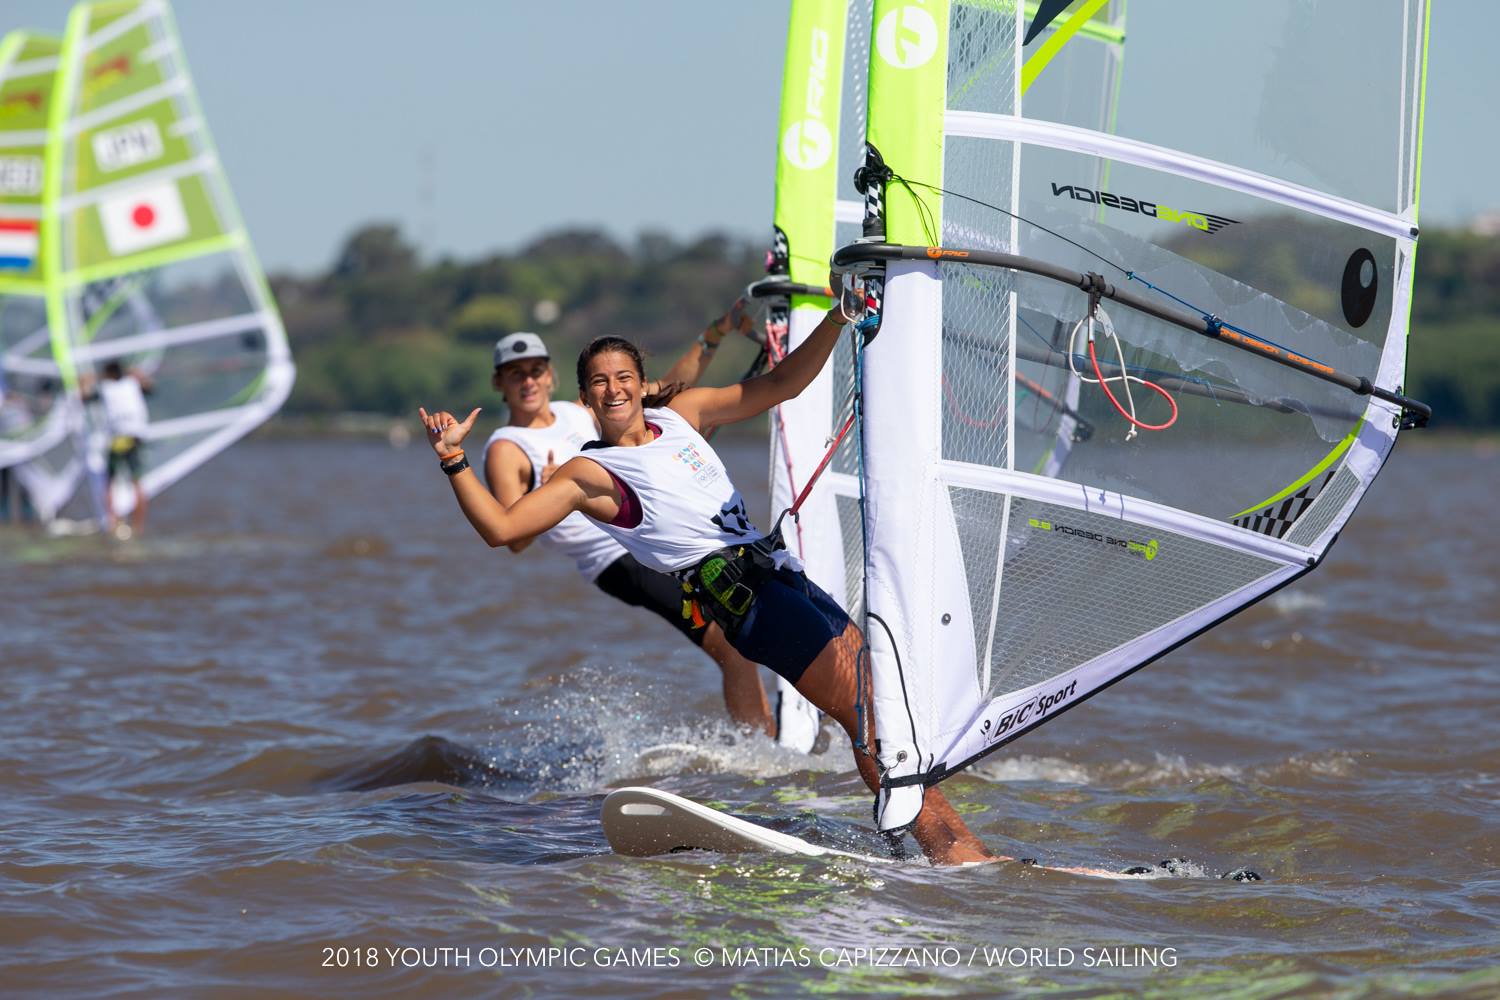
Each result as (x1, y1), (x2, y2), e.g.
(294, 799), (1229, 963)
(944, 112), (1416, 238)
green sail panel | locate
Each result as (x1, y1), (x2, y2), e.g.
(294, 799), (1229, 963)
(0, 31), (69, 483)
(763, 0), (865, 752)
(41, 0), (293, 521)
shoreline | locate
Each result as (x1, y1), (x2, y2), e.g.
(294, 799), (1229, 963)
(249, 413), (1500, 448)
(249, 411), (773, 444)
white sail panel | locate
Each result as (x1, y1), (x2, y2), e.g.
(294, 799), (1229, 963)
(850, 0), (1428, 829)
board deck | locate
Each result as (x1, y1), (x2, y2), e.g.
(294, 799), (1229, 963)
(601, 786), (1208, 879)
(601, 786), (889, 863)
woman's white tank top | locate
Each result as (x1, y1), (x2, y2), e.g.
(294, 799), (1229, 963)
(484, 400), (624, 582)
(578, 406), (763, 574)
(98, 376), (149, 438)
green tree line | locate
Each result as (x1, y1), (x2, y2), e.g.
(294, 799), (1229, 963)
(275, 225), (767, 421)
(274, 223), (1498, 429)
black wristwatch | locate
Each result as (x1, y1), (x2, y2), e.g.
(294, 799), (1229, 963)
(441, 455), (470, 476)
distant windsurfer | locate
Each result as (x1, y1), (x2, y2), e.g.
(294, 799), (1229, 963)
(481, 310), (780, 737)
(82, 360), (152, 538)
(418, 289), (994, 865)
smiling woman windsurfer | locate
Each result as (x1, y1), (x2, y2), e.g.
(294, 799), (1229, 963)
(481, 311), (780, 737)
(418, 291), (993, 865)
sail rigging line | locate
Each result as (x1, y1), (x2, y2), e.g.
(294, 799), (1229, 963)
(745, 274), (842, 555)
(874, 167), (1327, 366)
(1065, 307), (1178, 437)
(1009, 332), (1358, 420)
(1120, 270), (1305, 362)
(778, 409), (856, 530)
(1086, 334), (1178, 434)
(743, 277), (805, 552)
(831, 241), (1432, 427)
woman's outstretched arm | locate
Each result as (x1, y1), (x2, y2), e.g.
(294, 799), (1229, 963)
(419, 406), (618, 547)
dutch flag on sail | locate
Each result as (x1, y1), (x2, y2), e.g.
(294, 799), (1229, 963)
(0, 218), (38, 270)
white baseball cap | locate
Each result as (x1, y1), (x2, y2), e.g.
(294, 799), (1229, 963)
(493, 331), (549, 367)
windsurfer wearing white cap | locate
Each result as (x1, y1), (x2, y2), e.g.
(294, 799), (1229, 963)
(481, 306), (785, 737)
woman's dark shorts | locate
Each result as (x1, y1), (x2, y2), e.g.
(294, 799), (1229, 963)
(729, 567), (850, 686)
(593, 553), (706, 647)
(107, 436), (143, 480)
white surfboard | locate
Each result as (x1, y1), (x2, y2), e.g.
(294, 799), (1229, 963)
(601, 786), (889, 863)
(600, 786), (1224, 880)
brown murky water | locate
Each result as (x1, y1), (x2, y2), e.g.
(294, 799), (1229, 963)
(1, 432), (1496, 998)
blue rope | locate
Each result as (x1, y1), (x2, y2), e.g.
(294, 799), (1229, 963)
(1124, 270), (1311, 362)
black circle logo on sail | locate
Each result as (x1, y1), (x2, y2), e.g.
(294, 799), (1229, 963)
(1341, 248), (1378, 328)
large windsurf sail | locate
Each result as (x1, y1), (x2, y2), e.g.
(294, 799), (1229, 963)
(836, 0), (1430, 829)
(754, 0), (874, 751)
(35, 0), (293, 522)
(0, 32), (68, 490)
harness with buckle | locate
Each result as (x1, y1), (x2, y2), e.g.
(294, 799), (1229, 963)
(678, 530), (785, 638)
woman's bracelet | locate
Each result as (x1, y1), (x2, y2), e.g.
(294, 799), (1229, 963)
(439, 448), (464, 463)
(696, 331), (721, 354)
(441, 453), (470, 476)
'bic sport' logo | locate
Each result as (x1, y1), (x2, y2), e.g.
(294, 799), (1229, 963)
(783, 25), (833, 170)
(876, 3), (939, 69)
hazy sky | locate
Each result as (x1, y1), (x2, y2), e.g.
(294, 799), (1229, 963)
(5, 1), (1492, 274)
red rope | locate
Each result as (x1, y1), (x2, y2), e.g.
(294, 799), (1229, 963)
(763, 319), (806, 554)
(1087, 339), (1177, 432)
(788, 411), (856, 518)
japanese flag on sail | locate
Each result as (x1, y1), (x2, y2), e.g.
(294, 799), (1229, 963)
(97, 179), (189, 255)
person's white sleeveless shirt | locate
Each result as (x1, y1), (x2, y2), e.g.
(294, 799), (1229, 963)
(579, 407), (763, 574)
(484, 400), (623, 582)
(98, 376), (149, 438)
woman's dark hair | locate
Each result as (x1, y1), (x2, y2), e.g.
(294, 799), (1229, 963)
(576, 336), (684, 408)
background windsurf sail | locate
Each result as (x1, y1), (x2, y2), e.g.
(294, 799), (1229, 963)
(0, 31), (71, 512)
(838, 0), (1430, 829)
(39, 0), (293, 522)
(755, 0), (873, 752)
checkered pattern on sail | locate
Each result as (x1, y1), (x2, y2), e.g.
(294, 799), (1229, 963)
(1232, 471), (1336, 538)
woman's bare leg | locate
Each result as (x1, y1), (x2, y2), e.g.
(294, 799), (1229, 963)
(793, 621), (998, 865)
(701, 623), (774, 736)
(131, 482), (147, 537)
